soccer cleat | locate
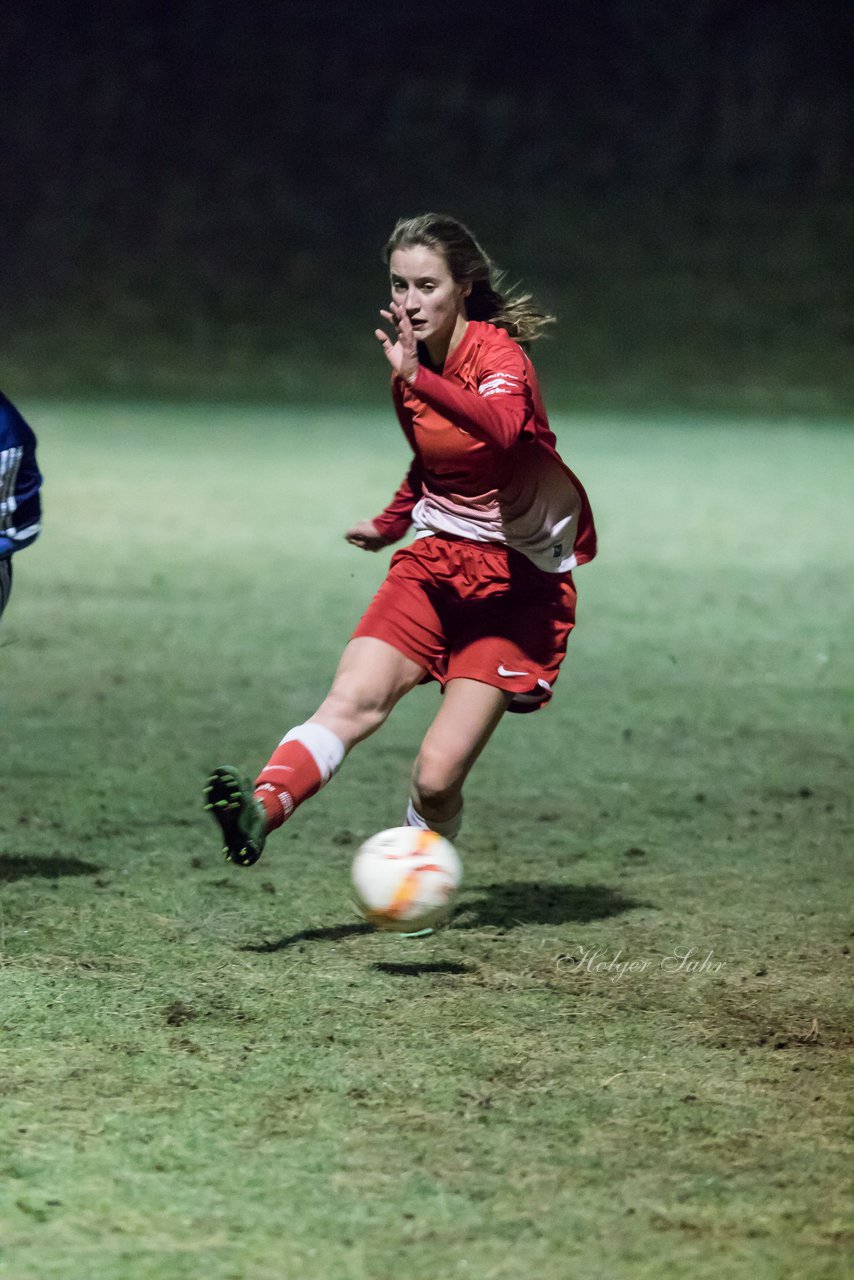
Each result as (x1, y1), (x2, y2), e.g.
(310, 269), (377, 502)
(203, 766), (267, 866)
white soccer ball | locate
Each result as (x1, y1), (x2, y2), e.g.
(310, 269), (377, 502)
(351, 827), (462, 933)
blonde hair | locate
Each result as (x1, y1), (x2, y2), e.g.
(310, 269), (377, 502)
(384, 213), (555, 343)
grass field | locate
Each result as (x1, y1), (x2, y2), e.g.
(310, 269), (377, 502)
(1, 403), (852, 1280)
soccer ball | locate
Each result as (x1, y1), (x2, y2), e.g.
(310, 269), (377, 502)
(351, 827), (462, 933)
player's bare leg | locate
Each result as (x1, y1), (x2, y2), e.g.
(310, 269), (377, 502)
(407, 678), (512, 838)
(308, 637), (425, 747)
(206, 638), (425, 864)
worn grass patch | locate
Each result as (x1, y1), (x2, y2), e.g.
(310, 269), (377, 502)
(0, 405), (851, 1279)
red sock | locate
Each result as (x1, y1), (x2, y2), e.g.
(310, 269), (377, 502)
(254, 740), (323, 832)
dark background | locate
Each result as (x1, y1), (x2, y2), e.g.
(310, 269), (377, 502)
(2, 0), (852, 409)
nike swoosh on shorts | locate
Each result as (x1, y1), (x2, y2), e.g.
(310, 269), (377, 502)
(497, 664), (530, 678)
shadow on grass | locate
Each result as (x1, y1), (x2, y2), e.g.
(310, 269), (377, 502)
(244, 881), (646, 953)
(243, 922), (373, 953)
(454, 880), (647, 929)
(373, 961), (472, 977)
(0, 854), (101, 883)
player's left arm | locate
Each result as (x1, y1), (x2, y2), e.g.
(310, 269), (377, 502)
(409, 358), (532, 451)
(375, 302), (533, 450)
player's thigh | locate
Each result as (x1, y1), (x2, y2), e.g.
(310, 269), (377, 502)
(351, 544), (448, 680)
(415, 678), (511, 789)
(320, 636), (426, 721)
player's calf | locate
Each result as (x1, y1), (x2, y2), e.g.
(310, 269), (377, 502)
(253, 722), (346, 832)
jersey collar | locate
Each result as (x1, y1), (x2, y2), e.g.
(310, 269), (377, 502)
(441, 319), (478, 376)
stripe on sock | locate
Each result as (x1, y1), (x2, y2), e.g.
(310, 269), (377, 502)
(280, 722), (345, 783)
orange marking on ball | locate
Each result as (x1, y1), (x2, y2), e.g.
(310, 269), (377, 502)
(385, 868), (423, 918)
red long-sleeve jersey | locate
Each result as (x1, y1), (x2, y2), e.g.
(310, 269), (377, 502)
(372, 321), (596, 573)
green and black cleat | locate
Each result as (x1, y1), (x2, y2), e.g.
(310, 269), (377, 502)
(204, 766), (267, 867)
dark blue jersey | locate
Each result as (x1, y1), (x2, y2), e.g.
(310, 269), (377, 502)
(0, 393), (42, 557)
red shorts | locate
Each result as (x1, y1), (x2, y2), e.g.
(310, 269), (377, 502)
(352, 536), (577, 713)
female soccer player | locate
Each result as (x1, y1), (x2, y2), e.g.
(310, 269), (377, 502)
(0, 392), (43, 623)
(205, 213), (596, 865)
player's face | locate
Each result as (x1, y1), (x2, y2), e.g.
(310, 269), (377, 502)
(389, 245), (470, 356)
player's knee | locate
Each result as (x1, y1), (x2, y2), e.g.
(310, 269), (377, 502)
(320, 681), (393, 738)
(412, 747), (464, 811)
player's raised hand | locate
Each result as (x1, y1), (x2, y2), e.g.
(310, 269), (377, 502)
(375, 301), (419, 383)
(344, 518), (391, 552)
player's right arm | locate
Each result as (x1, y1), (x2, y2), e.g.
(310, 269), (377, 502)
(345, 456), (422, 550)
(344, 518), (391, 551)
(345, 382), (422, 551)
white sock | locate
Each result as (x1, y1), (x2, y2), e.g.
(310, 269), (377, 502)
(280, 722), (345, 782)
(405, 798), (462, 841)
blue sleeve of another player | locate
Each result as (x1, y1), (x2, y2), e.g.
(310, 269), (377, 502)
(0, 394), (43, 556)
